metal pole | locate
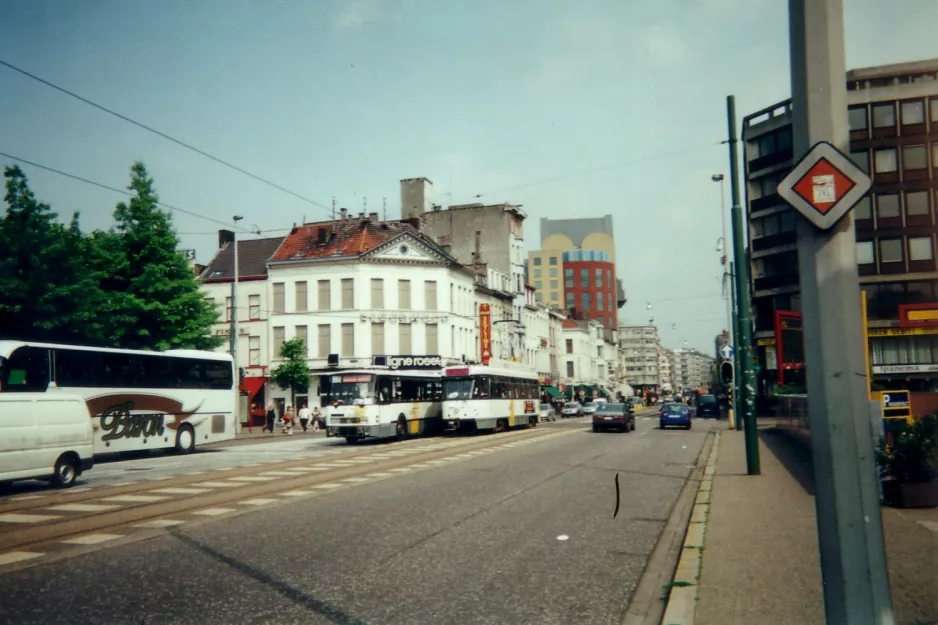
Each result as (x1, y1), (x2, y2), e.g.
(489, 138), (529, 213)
(727, 95), (759, 472)
(729, 261), (742, 431)
(229, 230), (238, 358)
(788, 1), (893, 622)
(717, 176), (737, 427)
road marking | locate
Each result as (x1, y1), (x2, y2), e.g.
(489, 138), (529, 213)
(9, 494), (45, 501)
(192, 508), (235, 516)
(111, 481), (138, 487)
(0, 513), (61, 524)
(239, 498), (278, 506)
(279, 491), (312, 497)
(331, 459), (372, 465)
(388, 468), (411, 473)
(68, 487), (93, 493)
(341, 477), (370, 483)
(101, 495), (169, 503)
(215, 467), (234, 471)
(134, 519), (186, 529)
(311, 463), (345, 468)
(287, 466), (329, 472)
(47, 503), (119, 513)
(195, 481), (244, 488)
(152, 487), (212, 495)
(366, 472), (393, 478)
(260, 470), (303, 476)
(227, 476), (277, 482)
(62, 533), (122, 545)
(0, 551), (44, 566)
(409, 464), (430, 468)
(313, 484), (342, 490)
(186, 471), (205, 476)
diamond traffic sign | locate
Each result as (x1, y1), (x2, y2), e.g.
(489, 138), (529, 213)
(776, 141), (871, 230)
(719, 344), (734, 360)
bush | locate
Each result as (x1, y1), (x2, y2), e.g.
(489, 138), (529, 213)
(875, 413), (938, 484)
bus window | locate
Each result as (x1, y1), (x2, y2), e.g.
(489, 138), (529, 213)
(137, 354), (172, 388)
(101, 352), (135, 387)
(204, 361), (234, 390)
(0, 346), (49, 392)
(55, 348), (101, 388)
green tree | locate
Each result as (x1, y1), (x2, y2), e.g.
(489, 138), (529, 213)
(0, 165), (103, 343)
(270, 339), (310, 409)
(109, 162), (222, 350)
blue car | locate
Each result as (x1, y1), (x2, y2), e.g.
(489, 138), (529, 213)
(659, 402), (692, 430)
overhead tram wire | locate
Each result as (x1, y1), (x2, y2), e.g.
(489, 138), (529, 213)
(0, 150), (252, 233)
(0, 58), (333, 217)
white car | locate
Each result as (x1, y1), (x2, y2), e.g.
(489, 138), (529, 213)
(539, 403), (554, 422)
(582, 402), (599, 416)
(561, 402), (582, 418)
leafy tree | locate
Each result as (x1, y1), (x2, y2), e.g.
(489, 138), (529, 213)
(109, 162), (222, 350)
(0, 166), (102, 343)
(270, 339), (311, 409)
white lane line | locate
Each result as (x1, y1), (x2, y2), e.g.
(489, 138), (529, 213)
(409, 464), (431, 468)
(0, 513), (61, 524)
(331, 459), (372, 465)
(388, 468), (412, 473)
(134, 519), (186, 529)
(192, 508), (235, 516)
(152, 487), (212, 495)
(279, 491), (313, 497)
(69, 487), (94, 493)
(341, 477), (370, 483)
(149, 476), (174, 481)
(313, 484), (342, 490)
(62, 533), (122, 545)
(227, 476), (277, 482)
(260, 471), (303, 476)
(195, 481), (244, 488)
(187, 471), (205, 476)
(239, 498), (278, 506)
(215, 467), (234, 471)
(0, 551), (44, 566)
(366, 472), (393, 478)
(309, 463), (344, 468)
(9, 495), (45, 501)
(47, 503), (119, 513)
(101, 495), (168, 503)
(111, 481), (139, 487)
(288, 467), (329, 472)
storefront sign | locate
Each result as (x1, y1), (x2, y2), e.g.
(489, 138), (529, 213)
(480, 304), (492, 365)
(868, 326), (938, 337)
(872, 363), (938, 375)
(898, 303), (938, 329)
(756, 337), (776, 346)
(213, 327), (249, 336)
(385, 355), (443, 370)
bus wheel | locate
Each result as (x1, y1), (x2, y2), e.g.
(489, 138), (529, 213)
(396, 416), (408, 441)
(52, 454), (79, 488)
(175, 425), (195, 454)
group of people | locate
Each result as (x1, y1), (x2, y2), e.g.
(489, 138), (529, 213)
(262, 403), (323, 435)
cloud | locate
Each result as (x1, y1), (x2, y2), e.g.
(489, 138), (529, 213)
(642, 24), (692, 65)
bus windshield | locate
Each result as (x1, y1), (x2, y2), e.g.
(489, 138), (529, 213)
(327, 373), (375, 404)
(443, 378), (473, 400)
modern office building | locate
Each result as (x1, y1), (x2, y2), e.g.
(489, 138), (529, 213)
(619, 324), (661, 393)
(742, 58), (938, 406)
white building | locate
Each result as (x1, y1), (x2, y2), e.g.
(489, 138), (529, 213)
(560, 319), (618, 400)
(658, 346), (673, 393)
(619, 325), (661, 391)
(670, 348), (714, 390)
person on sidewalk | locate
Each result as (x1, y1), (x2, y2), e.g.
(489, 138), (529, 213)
(265, 403), (276, 434)
(282, 405), (294, 435)
(298, 404), (311, 432)
(311, 406), (322, 431)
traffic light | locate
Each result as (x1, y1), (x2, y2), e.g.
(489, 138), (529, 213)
(720, 361), (733, 385)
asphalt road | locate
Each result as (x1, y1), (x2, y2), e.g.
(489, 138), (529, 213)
(0, 415), (718, 625)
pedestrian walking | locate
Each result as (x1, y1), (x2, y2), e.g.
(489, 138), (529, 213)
(265, 403), (276, 434)
(311, 406), (322, 431)
(298, 403), (311, 432)
(282, 405), (294, 435)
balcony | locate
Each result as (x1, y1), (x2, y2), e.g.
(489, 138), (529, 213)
(750, 193), (784, 213)
(749, 148), (794, 174)
(753, 272), (800, 292)
(751, 231), (797, 252)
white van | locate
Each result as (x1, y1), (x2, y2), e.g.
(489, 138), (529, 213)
(0, 393), (94, 489)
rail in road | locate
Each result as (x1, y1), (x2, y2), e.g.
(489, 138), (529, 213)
(0, 426), (575, 575)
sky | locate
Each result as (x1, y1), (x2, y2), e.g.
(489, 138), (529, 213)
(1, 0), (936, 354)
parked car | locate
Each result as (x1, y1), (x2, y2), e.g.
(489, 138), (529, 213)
(0, 393), (94, 490)
(592, 402), (635, 433)
(561, 402), (583, 418)
(582, 402), (599, 416)
(696, 394), (721, 419)
(659, 402), (692, 430)
(539, 403), (554, 422)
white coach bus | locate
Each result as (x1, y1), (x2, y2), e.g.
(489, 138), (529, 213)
(0, 341), (236, 455)
(323, 369), (443, 443)
(441, 365), (540, 432)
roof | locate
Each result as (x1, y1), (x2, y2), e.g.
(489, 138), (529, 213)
(200, 236), (285, 282)
(269, 218), (447, 263)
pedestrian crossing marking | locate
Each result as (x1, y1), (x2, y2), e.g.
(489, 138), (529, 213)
(134, 519), (186, 529)
(192, 508), (235, 516)
(63, 533), (122, 545)
(47, 503), (119, 513)
(0, 551), (43, 566)
(101, 495), (168, 503)
(0, 513), (62, 524)
(152, 487), (212, 495)
(239, 498), (278, 506)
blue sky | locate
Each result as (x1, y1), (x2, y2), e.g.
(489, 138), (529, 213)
(1, 0), (935, 353)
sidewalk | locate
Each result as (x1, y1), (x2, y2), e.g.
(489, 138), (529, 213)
(694, 424), (938, 625)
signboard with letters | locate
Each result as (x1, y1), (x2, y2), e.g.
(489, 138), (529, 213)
(897, 303), (938, 329)
(372, 355), (443, 370)
(479, 304), (492, 366)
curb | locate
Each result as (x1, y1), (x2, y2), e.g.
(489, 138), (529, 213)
(660, 430), (720, 625)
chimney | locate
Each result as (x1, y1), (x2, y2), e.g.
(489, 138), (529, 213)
(218, 229), (235, 249)
(339, 207), (348, 220)
(400, 177), (433, 220)
(368, 212), (378, 223)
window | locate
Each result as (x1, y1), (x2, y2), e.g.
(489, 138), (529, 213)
(533, 269), (541, 278)
(295, 325), (308, 353)
(776, 127), (792, 150)
(340, 323), (354, 356)
(566, 361), (575, 377)
(595, 267), (603, 287)
(225, 296), (232, 322)
(854, 196), (872, 220)
(874, 149), (898, 173)
(932, 99), (938, 122)
(549, 256), (557, 265)
(901, 100), (925, 125)
(565, 268), (573, 288)
(249, 294), (260, 319)
(273, 326), (285, 358)
(535, 292), (543, 302)
(550, 280), (558, 289)
(856, 241), (874, 265)
(341, 278), (354, 309)
(426, 324), (438, 354)
(909, 237), (934, 261)
(607, 269), (612, 287)
(566, 292), (574, 309)
(425, 281), (437, 310)
(580, 268), (588, 287)
(566, 339), (573, 354)
(371, 323), (385, 356)
(367, 278), (384, 309)
(758, 134), (775, 157)
(317, 324), (331, 358)
(294, 281), (307, 312)
(249, 336), (260, 366)
(2, 346), (49, 392)
(597, 292), (604, 312)
(880, 239), (903, 263)
(399, 323), (412, 353)
(533, 257), (542, 266)
(398, 280), (411, 310)
(534, 281), (542, 289)
(582, 292), (590, 312)
(317, 280), (330, 310)
(872, 104), (895, 128)
(549, 268), (558, 278)
(273, 282), (285, 313)
(906, 191), (930, 216)
(877, 194), (900, 219)
(851, 150), (870, 174)
(848, 106), (867, 131)
(903, 145), (927, 171)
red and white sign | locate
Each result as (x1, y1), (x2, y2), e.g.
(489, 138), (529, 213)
(479, 304), (492, 365)
(776, 141), (871, 231)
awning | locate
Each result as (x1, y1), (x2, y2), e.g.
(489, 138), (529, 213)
(240, 376), (266, 402)
(541, 385), (562, 399)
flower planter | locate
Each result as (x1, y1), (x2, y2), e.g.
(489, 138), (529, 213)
(882, 478), (938, 509)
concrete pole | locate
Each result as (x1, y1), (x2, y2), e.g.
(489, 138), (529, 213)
(788, 1), (893, 622)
